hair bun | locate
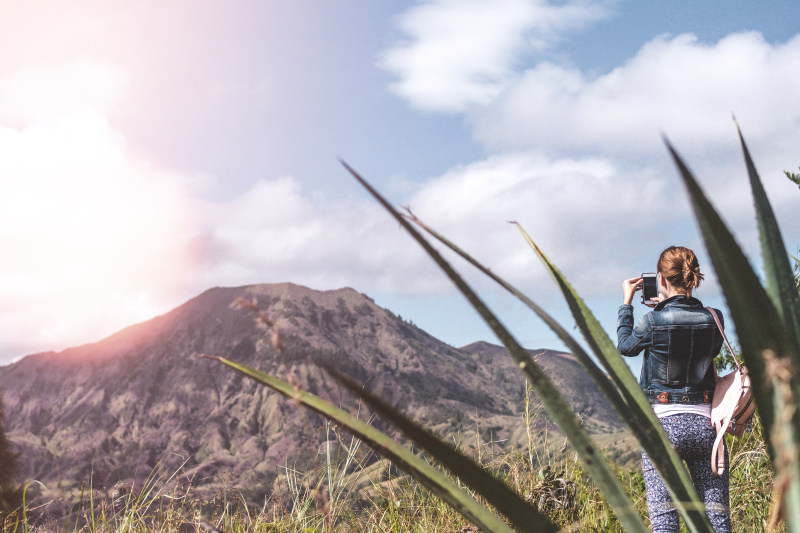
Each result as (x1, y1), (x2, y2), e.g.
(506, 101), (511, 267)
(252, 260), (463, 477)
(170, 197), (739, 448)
(658, 246), (704, 291)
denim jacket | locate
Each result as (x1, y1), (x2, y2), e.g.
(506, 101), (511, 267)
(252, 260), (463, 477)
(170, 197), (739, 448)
(617, 295), (723, 404)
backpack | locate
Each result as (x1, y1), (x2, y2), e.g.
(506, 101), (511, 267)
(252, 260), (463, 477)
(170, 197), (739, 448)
(707, 307), (755, 476)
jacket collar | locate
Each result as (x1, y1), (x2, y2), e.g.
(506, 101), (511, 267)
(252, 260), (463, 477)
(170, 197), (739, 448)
(653, 294), (701, 311)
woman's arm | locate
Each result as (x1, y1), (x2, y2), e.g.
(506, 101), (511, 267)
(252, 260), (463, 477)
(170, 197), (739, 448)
(617, 277), (653, 356)
(622, 276), (642, 305)
(617, 307), (653, 356)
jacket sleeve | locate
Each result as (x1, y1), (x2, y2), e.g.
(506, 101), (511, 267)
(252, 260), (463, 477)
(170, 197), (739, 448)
(617, 304), (653, 357)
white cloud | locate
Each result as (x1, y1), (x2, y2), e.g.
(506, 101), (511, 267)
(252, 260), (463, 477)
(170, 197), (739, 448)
(192, 174), (447, 296)
(406, 152), (675, 291)
(380, 0), (612, 112)
(186, 153), (679, 316)
(466, 30), (800, 260)
(0, 60), (130, 125)
(475, 32), (800, 157)
(192, 142), (800, 325)
(0, 61), (198, 360)
(379, 6), (800, 317)
(4, 4), (800, 364)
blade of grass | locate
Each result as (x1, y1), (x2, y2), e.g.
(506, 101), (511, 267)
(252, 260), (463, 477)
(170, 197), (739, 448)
(407, 211), (712, 533)
(323, 365), (559, 532)
(21, 481), (46, 533)
(735, 121), (800, 354)
(342, 161), (648, 533)
(404, 212), (624, 408)
(203, 355), (518, 533)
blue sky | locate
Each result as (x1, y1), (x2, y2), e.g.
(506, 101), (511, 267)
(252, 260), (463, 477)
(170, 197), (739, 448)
(1, 1), (799, 365)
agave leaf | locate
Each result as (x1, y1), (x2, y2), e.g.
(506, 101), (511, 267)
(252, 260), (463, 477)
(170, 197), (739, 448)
(404, 213), (624, 407)
(407, 212), (713, 532)
(342, 161), (647, 533)
(665, 139), (787, 432)
(204, 355), (517, 533)
(736, 123), (800, 354)
(666, 139), (800, 531)
(323, 365), (559, 532)
(734, 127), (800, 529)
(512, 224), (713, 533)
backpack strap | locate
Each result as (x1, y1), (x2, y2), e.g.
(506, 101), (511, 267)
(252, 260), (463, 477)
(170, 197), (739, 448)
(706, 307), (741, 369)
(706, 306), (738, 476)
(711, 390), (741, 475)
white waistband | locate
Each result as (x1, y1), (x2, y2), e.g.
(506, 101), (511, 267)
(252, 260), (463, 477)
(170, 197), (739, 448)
(653, 403), (712, 419)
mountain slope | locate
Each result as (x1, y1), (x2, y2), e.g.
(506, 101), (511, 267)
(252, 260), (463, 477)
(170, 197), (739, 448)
(0, 283), (622, 502)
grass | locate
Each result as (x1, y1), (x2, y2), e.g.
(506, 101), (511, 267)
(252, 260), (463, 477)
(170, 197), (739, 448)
(1, 406), (778, 532)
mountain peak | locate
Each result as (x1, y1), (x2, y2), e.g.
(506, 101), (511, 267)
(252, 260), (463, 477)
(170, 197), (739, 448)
(0, 283), (621, 507)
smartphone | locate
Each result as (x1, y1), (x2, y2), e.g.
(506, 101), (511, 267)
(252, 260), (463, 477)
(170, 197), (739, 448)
(641, 273), (658, 304)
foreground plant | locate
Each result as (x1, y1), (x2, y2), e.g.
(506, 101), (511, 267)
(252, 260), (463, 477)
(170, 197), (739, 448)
(668, 125), (800, 532)
(210, 126), (797, 532)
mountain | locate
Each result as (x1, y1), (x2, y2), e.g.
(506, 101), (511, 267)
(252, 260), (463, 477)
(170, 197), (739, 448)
(0, 283), (623, 505)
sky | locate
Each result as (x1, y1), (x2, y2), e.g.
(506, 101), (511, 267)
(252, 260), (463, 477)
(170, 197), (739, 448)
(1, 0), (800, 368)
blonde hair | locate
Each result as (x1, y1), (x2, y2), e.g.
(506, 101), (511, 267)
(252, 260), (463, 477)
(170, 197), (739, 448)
(657, 246), (704, 292)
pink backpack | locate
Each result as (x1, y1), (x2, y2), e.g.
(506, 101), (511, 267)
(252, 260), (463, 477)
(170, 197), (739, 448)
(707, 307), (755, 476)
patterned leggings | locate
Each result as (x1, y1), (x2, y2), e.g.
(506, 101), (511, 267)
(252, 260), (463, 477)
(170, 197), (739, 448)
(642, 413), (731, 533)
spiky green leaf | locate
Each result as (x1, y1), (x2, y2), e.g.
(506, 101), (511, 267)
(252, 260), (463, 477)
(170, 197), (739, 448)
(205, 355), (518, 533)
(343, 161), (647, 533)
(409, 212), (713, 532)
(666, 138), (800, 532)
(324, 366), (559, 532)
(665, 139), (785, 431)
(736, 123), (800, 354)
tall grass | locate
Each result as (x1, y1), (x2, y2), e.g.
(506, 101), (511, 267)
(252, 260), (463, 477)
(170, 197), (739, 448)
(1, 407), (778, 532)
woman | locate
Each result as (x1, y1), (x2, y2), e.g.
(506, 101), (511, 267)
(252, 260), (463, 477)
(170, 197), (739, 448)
(617, 246), (730, 533)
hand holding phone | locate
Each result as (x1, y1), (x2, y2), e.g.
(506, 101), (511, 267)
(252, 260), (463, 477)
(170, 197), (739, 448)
(641, 273), (658, 306)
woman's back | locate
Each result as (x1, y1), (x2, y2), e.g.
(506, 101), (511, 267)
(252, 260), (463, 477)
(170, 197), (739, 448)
(616, 245), (731, 532)
(619, 295), (723, 393)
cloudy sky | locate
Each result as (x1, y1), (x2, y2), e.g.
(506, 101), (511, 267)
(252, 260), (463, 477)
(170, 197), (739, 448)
(2, 0), (799, 366)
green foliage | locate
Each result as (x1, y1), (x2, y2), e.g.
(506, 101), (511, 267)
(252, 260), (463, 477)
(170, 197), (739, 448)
(785, 167), (800, 190)
(341, 162), (650, 532)
(792, 252), (800, 291)
(204, 354), (529, 533)
(716, 344), (741, 373)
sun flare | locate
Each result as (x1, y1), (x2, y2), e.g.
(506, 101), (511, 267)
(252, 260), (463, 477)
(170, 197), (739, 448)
(0, 62), (197, 355)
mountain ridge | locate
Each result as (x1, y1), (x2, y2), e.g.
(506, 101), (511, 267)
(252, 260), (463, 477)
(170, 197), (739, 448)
(0, 282), (623, 505)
